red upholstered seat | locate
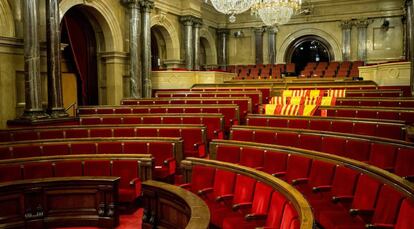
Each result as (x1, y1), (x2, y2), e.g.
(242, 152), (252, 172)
(42, 144), (70, 156)
(12, 145), (42, 158)
(149, 142), (176, 179)
(318, 174), (382, 229)
(71, 143), (96, 154)
(123, 142), (147, 154)
(276, 132), (299, 148)
(394, 148), (414, 181)
(298, 134), (322, 151)
(208, 174), (256, 227)
(83, 160), (111, 176)
(294, 160), (335, 196)
(288, 119), (309, 129)
(331, 121), (353, 134)
(308, 166), (360, 220)
(65, 129), (89, 138)
(367, 185), (404, 228)
(279, 155), (312, 184)
(23, 162), (54, 179)
(13, 131), (38, 141)
(112, 160), (141, 202)
(180, 165), (215, 194)
(0, 164), (22, 182)
(39, 130), (64, 140)
(321, 136), (345, 156)
(179, 128), (206, 158)
(254, 131), (276, 144)
(221, 182), (273, 229)
(89, 128), (112, 137)
(54, 160), (83, 177)
(239, 148), (264, 169)
(280, 202), (299, 229)
(199, 169), (236, 202)
(261, 191), (288, 228)
(368, 143), (396, 171)
(97, 142), (123, 154)
(344, 139), (371, 162)
(231, 129), (254, 142)
(262, 150), (288, 176)
(216, 145), (240, 163)
(113, 128), (135, 137)
(394, 199), (414, 229)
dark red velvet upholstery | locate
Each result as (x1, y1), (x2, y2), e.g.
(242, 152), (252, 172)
(23, 162), (54, 179)
(262, 191), (287, 228)
(216, 145), (240, 163)
(71, 143), (96, 154)
(395, 199), (414, 229)
(369, 185), (403, 227)
(344, 139), (371, 162)
(262, 150), (288, 176)
(283, 155), (312, 184)
(42, 144), (70, 156)
(201, 169), (236, 201)
(112, 160), (141, 202)
(239, 148), (264, 169)
(369, 143), (396, 170)
(181, 165), (215, 194)
(295, 160), (335, 196)
(97, 142), (123, 154)
(54, 160), (83, 177)
(149, 142), (176, 179)
(394, 148), (414, 180)
(12, 145), (42, 158)
(83, 160), (111, 176)
(0, 164), (21, 182)
(280, 202), (299, 229)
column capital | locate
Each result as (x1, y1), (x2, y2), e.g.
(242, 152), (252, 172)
(340, 20), (353, 30)
(217, 28), (230, 35)
(267, 26), (278, 34)
(254, 27), (265, 34)
(406, 0), (413, 7)
(180, 15), (198, 26)
(193, 18), (203, 28)
(355, 19), (371, 28)
(140, 0), (154, 13)
(121, 0), (140, 8)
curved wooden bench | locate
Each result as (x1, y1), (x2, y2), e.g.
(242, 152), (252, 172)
(77, 104), (240, 129)
(121, 97), (252, 118)
(0, 124), (203, 159)
(229, 125), (414, 179)
(0, 154), (152, 203)
(209, 139), (414, 229)
(0, 137), (180, 180)
(0, 177), (120, 229)
(316, 105), (414, 122)
(142, 180), (210, 229)
(246, 114), (407, 140)
(337, 97), (414, 108)
(153, 90), (262, 113)
(78, 113), (225, 141)
(179, 157), (314, 229)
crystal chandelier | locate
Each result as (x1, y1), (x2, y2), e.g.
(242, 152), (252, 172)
(251, 0), (302, 26)
(205, 0), (257, 23)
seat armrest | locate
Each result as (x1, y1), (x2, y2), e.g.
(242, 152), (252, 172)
(198, 187), (214, 196)
(332, 195), (353, 203)
(291, 178), (309, 185)
(245, 213), (267, 221)
(214, 130), (224, 139)
(349, 208), (374, 216)
(272, 171), (286, 177)
(312, 185), (332, 193)
(255, 166), (264, 171)
(129, 177), (141, 187)
(365, 223), (395, 229)
(232, 202), (252, 211)
(163, 157), (175, 165)
(194, 143), (206, 157)
(216, 194), (234, 202)
(179, 183), (191, 189)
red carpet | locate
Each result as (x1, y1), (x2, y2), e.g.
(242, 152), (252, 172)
(53, 208), (143, 229)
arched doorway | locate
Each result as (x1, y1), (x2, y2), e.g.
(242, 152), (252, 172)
(61, 5), (98, 106)
(151, 26), (167, 70)
(199, 37), (209, 70)
(285, 35), (334, 74)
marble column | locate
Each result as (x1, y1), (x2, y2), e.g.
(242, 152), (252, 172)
(406, 0), (414, 95)
(193, 18), (202, 71)
(46, 0), (68, 118)
(356, 19), (370, 62)
(141, 0), (153, 98)
(217, 28), (229, 70)
(340, 20), (352, 61)
(406, 0), (413, 60)
(254, 28), (264, 65)
(180, 16), (194, 70)
(21, 0), (48, 120)
(267, 26), (278, 65)
(123, 0), (142, 98)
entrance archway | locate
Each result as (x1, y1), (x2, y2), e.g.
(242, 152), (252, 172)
(151, 25), (167, 70)
(61, 6), (98, 106)
(285, 35), (334, 74)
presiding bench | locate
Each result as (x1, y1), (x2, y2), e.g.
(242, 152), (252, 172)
(0, 177), (119, 229)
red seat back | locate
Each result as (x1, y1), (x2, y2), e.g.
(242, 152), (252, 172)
(189, 165), (216, 193)
(280, 202), (299, 229)
(216, 145), (240, 163)
(232, 174), (256, 204)
(262, 150), (288, 175)
(84, 160), (111, 176)
(285, 155), (312, 183)
(371, 185), (403, 225)
(264, 191), (287, 228)
(308, 160), (335, 187)
(112, 160), (139, 188)
(23, 162), (53, 179)
(351, 174), (381, 210)
(211, 169), (236, 198)
(395, 199), (414, 229)
(54, 160), (83, 177)
(331, 166), (360, 197)
(395, 148), (414, 178)
(251, 182), (273, 214)
(0, 164), (21, 182)
(239, 148), (264, 169)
